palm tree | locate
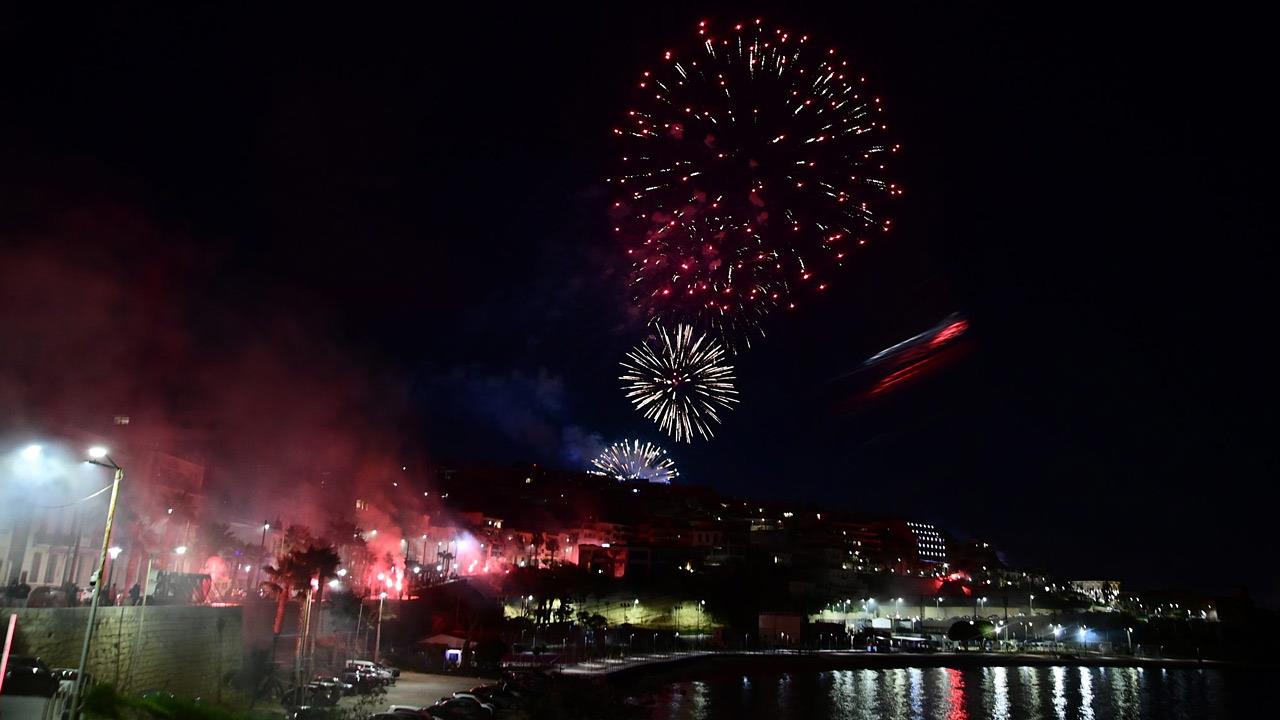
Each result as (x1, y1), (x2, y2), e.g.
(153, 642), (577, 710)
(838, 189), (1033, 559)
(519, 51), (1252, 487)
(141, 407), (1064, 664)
(281, 524), (316, 554)
(260, 543), (342, 659)
(196, 521), (239, 560)
(256, 541), (341, 701)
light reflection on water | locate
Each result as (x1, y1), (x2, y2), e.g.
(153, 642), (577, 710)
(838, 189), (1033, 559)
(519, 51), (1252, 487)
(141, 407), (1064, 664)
(990, 667), (1010, 720)
(642, 666), (1242, 719)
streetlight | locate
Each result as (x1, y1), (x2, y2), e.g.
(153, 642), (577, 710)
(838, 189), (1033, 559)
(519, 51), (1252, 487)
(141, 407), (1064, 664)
(71, 446), (124, 720)
(699, 599), (706, 650)
(105, 547), (122, 602)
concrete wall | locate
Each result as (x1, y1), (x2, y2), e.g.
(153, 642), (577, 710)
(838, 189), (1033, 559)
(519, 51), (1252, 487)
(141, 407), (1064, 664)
(7, 605), (242, 698)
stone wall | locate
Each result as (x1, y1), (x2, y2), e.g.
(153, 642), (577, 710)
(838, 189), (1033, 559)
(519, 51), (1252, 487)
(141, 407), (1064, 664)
(7, 605), (242, 698)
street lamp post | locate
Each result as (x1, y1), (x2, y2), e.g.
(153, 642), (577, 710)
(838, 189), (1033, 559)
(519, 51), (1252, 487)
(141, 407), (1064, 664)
(699, 599), (705, 651)
(374, 591), (387, 662)
(251, 522), (270, 592)
(71, 447), (123, 720)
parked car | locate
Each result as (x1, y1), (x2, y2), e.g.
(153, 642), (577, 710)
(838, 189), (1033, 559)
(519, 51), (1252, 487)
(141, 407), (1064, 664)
(431, 696), (494, 719)
(313, 675), (356, 696)
(290, 708), (341, 720)
(346, 659), (396, 685)
(466, 685), (519, 711)
(422, 705), (483, 720)
(501, 668), (550, 693)
(2, 656), (61, 697)
(387, 706), (435, 718)
(342, 668), (385, 693)
(282, 682), (341, 707)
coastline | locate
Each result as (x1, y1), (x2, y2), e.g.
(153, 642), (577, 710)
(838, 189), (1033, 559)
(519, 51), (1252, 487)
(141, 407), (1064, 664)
(561, 651), (1266, 684)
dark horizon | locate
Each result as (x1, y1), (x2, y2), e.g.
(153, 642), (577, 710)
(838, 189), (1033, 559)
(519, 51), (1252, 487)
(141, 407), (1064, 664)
(2, 3), (1274, 604)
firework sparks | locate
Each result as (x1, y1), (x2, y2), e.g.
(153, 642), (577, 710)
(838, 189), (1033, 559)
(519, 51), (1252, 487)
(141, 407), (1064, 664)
(620, 324), (738, 442)
(590, 439), (678, 484)
(609, 18), (901, 345)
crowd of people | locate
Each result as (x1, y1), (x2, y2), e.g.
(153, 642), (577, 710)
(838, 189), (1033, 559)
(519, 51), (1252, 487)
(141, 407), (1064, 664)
(2, 579), (144, 607)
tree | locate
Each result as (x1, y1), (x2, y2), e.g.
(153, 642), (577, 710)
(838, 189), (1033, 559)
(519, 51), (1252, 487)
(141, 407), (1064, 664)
(281, 525), (315, 555)
(260, 543), (342, 640)
(472, 638), (508, 671)
(947, 620), (996, 649)
(528, 534), (544, 567)
(196, 522), (239, 560)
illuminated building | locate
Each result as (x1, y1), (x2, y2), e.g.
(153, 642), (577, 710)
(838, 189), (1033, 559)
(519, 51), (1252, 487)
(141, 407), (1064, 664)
(906, 521), (947, 564)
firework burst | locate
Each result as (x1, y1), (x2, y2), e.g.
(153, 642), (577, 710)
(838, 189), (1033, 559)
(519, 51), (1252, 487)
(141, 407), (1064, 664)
(590, 439), (678, 484)
(620, 324), (738, 442)
(609, 18), (901, 344)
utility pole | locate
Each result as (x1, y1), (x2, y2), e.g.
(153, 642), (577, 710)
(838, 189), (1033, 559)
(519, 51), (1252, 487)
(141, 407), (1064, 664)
(123, 556), (153, 692)
(374, 592), (386, 662)
(71, 450), (123, 720)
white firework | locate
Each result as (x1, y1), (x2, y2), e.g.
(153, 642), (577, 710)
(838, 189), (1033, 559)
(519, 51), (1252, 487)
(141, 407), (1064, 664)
(591, 440), (678, 484)
(620, 323), (738, 442)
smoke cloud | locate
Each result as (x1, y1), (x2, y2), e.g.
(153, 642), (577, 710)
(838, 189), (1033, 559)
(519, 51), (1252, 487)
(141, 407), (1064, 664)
(0, 196), (430, 561)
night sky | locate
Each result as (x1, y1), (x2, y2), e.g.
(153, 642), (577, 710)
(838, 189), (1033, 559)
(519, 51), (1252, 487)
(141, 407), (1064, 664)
(1, 5), (1273, 601)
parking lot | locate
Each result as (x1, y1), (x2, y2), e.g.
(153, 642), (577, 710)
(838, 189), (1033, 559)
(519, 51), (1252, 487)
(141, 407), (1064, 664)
(345, 670), (481, 713)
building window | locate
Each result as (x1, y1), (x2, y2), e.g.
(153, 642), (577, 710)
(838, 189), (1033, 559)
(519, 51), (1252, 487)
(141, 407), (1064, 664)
(44, 554), (59, 584)
(30, 553), (43, 585)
